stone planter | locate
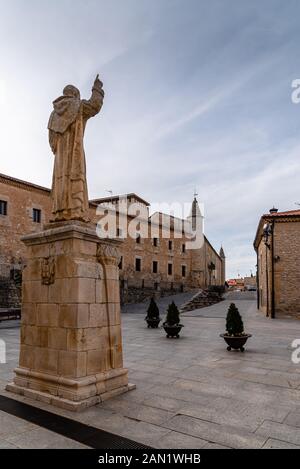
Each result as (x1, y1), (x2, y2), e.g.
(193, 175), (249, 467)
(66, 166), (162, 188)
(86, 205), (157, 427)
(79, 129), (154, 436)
(163, 323), (184, 338)
(220, 333), (252, 352)
(145, 317), (161, 328)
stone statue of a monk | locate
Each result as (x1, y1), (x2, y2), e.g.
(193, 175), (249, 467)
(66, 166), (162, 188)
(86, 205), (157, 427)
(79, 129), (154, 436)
(48, 75), (104, 222)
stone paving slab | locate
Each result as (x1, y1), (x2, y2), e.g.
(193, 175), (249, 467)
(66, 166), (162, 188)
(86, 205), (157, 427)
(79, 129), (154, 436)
(0, 440), (19, 449)
(175, 400), (291, 433)
(164, 414), (268, 449)
(6, 427), (88, 449)
(0, 410), (36, 440)
(99, 398), (176, 426)
(1, 292), (300, 448)
(256, 419), (300, 446)
(262, 438), (300, 449)
(0, 409), (89, 449)
(155, 430), (214, 449)
(284, 410), (300, 427)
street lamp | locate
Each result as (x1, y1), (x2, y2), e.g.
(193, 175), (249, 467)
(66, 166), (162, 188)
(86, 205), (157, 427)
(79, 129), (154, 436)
(263, 219), (276, 319)
(263, 222), (272, 249)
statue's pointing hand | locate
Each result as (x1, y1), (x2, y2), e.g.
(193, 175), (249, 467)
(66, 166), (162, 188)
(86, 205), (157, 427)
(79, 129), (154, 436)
(93, 74), (104, 95)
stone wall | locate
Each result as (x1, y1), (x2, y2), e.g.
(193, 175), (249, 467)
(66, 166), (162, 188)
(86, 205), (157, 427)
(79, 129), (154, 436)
(257, 218), (300, 317)
(0, 175), (52, 266)
(273, 221), (300, 315)
(257, 240), (269, 315)
(0, 277), (21, 308)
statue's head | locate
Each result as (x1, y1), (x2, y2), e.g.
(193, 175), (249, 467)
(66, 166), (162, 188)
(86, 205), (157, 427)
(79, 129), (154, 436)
(63, 85), (80, 99)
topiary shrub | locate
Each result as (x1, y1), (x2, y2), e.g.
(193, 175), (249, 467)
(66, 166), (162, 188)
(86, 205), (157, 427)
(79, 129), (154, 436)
(145, 297), (160, 320)
(225, 303), (244, 336)
(164, 301), (181, 326)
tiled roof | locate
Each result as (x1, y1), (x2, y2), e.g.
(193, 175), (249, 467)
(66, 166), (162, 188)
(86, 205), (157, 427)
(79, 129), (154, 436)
(90, 193), (150, 206)
(0, 172), (50, 193)
(262, 209), (300, 217)
(254, 209), (300, 249)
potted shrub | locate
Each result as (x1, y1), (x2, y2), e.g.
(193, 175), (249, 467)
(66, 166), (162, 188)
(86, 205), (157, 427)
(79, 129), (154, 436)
(220, 303), (251, 352)
(163, 301), (184, 338)
(145, 298), (161, 328)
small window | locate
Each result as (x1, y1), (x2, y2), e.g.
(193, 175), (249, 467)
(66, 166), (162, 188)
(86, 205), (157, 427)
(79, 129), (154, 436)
(118, 256), (123, 270)
(0, 200), (7, 216)
(182, 265), (186, 277)
(168, 240), (173, 250)
(117, 228), (123, 238)
(153, 237), (158, 247)
(136, 234), (141, 244)
(182, 243), (186, 253)
(135, 258), (141, 272)
(168, 263), (173, 275)
(152, 261), (158, 274)
(33, 208), (41, 223)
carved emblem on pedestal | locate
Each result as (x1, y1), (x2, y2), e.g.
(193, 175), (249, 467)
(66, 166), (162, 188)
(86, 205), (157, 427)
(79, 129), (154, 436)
(41, 257), (55, 285)
(96, 244), (121, 266)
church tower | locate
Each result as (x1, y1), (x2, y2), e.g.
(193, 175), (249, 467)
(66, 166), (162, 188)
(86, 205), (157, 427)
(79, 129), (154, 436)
(187, 195), (205, 287)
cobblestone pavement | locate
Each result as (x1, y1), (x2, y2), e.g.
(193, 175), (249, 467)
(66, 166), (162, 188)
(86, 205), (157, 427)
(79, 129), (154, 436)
(1, 291), (300, 448)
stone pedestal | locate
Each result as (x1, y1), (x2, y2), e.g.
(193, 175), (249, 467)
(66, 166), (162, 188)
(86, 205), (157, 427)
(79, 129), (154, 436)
(6, 221), (134, 411)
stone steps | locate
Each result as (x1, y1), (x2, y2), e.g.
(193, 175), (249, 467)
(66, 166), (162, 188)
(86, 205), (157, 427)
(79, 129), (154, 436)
(180, 289), (223, 312)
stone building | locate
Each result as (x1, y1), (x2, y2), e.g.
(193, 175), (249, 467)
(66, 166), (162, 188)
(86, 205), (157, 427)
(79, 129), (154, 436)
(0, 173), (52, 277)
(254, 207), (300, 318)
(243, 275), (256, 289)
(0, 172), (225, 304)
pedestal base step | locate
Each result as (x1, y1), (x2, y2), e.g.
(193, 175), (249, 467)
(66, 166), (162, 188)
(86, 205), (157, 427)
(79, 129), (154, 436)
(6, 382), (136, 412)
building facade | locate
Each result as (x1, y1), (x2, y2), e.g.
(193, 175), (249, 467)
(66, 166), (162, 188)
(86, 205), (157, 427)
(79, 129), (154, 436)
(0, 173), (225, 303)
(0, 173), (52, 277)
(254, 208), (300, 318)
(227, 276), (256, 290)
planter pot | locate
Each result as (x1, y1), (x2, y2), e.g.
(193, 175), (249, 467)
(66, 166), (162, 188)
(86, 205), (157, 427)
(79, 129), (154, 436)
(163, 323), (184, 338)
(220, 333), (252, 352)
(145, 317), (161, 329)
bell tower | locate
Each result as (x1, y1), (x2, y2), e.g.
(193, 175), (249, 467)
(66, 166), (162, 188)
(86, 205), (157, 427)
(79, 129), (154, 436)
(187, 194), (205, 288)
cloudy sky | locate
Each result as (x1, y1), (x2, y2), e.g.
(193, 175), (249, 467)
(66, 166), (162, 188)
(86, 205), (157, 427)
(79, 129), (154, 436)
(1, 0), (300, 278)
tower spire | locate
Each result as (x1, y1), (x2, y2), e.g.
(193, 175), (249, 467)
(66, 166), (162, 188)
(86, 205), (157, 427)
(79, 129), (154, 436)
(188, 192), (202, 231)
(219, 246), (225, 258)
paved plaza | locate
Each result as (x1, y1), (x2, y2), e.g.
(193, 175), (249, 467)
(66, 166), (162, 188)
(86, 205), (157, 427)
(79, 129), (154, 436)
(1, 291), (300, 448)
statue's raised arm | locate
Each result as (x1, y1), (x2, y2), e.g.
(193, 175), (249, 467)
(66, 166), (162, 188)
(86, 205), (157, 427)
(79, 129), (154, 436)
(82, 75), (104, 118)
(48, 76), (105, 223)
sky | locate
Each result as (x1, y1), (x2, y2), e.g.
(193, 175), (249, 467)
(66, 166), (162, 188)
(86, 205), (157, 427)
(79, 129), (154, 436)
(1, 0), (300, 279)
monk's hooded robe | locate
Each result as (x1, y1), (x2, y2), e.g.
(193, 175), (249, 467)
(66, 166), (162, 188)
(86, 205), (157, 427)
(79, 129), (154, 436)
(48, 84), (104, 222)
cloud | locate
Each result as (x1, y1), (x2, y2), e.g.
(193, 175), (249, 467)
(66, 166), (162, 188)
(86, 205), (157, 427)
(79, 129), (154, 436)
(1, 0), (300, 279)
